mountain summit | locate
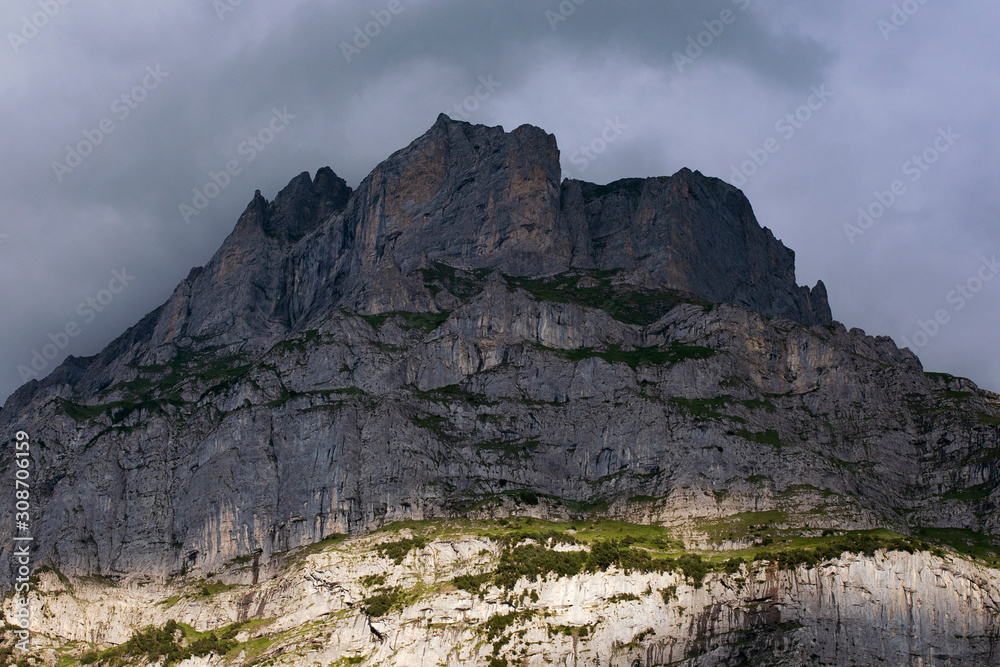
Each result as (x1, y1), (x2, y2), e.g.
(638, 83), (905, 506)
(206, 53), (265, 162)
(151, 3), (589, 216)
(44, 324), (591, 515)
(2, 116), (998, 665)
(6, 115), (832, 411)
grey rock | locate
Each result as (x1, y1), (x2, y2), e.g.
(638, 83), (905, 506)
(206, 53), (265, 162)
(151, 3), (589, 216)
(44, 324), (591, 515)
(1, 115), (998, 664)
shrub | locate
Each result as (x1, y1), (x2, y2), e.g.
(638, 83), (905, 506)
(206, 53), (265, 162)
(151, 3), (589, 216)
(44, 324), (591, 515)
(363, 587), (404, 618)
(377, 537), (427, 564)
(452, 572), (491, 595)
(493, 544), (587, 589)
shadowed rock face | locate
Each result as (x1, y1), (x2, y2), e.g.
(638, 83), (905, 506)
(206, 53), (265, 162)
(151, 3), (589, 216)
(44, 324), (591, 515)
(6, 114), (830, 406)
(561, 173), (831, 324)
(1, 117), (998, 664)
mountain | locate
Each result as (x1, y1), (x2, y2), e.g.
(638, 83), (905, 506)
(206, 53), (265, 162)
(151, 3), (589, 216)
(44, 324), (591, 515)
(2, 116), (999, 666)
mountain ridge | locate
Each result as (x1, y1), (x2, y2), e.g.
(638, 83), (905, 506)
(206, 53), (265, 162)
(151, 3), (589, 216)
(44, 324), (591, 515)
(3, 114), (832, 414)
(2, 115), (999, 665)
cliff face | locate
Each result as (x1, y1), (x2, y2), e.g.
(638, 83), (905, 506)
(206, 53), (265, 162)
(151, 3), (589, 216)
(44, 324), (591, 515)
(10, 526), (1000, 666)
(1, 116), (999, 665)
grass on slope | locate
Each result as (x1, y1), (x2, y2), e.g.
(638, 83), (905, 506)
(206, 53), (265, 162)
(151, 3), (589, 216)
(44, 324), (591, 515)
(505, 270), (715, 326)
(533, 341), (717, 370)
(914, 527), (1000, 568)
(79, 619), (244, 666)
(360, 517), (949, 597)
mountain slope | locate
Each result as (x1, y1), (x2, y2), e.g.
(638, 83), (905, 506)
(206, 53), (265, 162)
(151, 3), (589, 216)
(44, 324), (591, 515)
(2, 116), (999, 665)
(15, 522), (1000, 666)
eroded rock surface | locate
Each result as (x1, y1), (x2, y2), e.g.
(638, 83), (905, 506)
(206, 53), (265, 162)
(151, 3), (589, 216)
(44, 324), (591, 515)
(9, 529), (1000, 666)
(1, 116), (999, 665)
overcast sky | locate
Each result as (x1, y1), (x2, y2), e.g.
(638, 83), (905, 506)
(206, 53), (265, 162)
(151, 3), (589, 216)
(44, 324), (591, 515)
(2, 0), (998, 404)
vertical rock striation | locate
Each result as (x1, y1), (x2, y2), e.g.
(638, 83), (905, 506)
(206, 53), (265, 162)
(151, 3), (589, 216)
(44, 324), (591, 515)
(0, 116), (997, 664)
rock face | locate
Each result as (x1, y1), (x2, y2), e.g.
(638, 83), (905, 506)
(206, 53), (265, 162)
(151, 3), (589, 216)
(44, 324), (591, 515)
(1, 115), (999, 664)
(10, 528), (1000, 667)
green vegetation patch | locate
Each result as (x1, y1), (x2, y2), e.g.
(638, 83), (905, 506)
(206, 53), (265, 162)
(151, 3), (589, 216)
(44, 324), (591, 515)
(362, 586), (408, 618)
(914, 527), (1000, 567)
(158, 595), (181, 609)
(474, 438), (540, 460)
(731, 428), (787, 450)
(331, 657), (367, 667)
(414, 383), (496, 406)
(79, 619), (244, 666)
(904, 393), (947, 419)
(270, 329), (319, 354)
(377, 536), (428, 564)
(561, 495), (612, 514)
(939, 482), (995, 502)
(977, 412), (1000, 426)
(484, 609), (536, 641)
(60, 400), (111, 422)
(503, 264), (720, 327)
(488, 538), (721, 589)
(452, 572), (492, 595)
(65, 346), (262, 426)
(697, 510), (789, 544)
(698, 513), (945, 571)
(420, 262), (491, 301)
(60, 394), (186, 426)
(752, 531), (935, 570)
(192, 579), (233, 597)
(493, 545), (588, 589)
(506, 271), (674, 326)
(411, 412), (451, 439)
(359, 313), (391, 329)
(360, 573), (386, 588)
(535, 341), (716, 371)
(670, 396), (732, 421)
(943, 389), (975, 400)
(359, 311), (451, 333)
(668, 394), (772, 423)
(398, 311), (451, 333)
(284, 533), (347, 564)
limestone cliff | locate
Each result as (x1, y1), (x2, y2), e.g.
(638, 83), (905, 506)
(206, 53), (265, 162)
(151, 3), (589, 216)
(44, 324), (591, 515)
(8, 523), (1000, 666)
(1, 116), (998, 665)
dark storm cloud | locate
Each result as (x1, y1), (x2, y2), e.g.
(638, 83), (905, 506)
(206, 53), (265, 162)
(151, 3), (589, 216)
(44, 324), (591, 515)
(1, 0), (998, 404)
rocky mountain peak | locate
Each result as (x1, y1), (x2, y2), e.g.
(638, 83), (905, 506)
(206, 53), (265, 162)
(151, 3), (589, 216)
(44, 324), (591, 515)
(264, 167), (352, 242)
(322, 115), (828, 324)
(344, 114), (566, 277)
(2, 115), (998, 667)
